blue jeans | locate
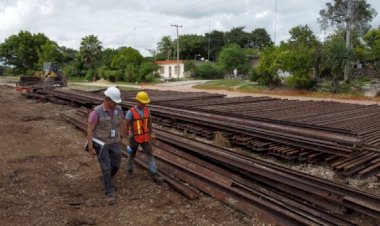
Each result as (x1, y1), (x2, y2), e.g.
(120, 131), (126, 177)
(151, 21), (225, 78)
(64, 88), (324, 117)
(97, 142), (121, 196)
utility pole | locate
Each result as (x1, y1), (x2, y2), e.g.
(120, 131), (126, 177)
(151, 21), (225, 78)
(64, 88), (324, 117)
(171, 24), (182, 77)
(134, 27), (137, 49)
(208, 12), (211, 61)
(273, 0), (277, 44)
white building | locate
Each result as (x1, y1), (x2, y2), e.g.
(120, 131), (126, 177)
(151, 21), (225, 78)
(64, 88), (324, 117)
(155, 60), (185, 79)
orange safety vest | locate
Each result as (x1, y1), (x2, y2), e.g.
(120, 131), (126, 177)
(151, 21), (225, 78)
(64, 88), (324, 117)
(130, 106), (150, 143)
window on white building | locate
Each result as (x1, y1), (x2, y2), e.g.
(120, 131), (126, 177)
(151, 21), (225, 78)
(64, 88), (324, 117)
(159, 66), (164, 74)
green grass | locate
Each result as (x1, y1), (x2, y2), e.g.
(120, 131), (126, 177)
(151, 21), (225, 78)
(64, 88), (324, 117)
(69, 82), (138, 91)
(237, 83), (266, 93)
(317, 76), (373, 96)
(0, 75), (19, 81)
(194, 80), (247, 90)
(68, 83), (107, 91)
(194, 80), (265, 93)
(68, 77), (88, 82)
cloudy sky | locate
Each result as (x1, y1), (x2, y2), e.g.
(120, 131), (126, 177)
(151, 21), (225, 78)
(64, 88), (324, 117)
(1, 0), (380, 56)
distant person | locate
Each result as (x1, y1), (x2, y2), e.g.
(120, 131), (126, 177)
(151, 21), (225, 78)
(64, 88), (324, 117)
(124, 91), (163, 184)
(233, 68), (238, 79)
(87, 86), (124, 202)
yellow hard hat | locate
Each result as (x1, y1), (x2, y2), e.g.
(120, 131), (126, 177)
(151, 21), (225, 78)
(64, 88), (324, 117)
(136, 91), (150, 104)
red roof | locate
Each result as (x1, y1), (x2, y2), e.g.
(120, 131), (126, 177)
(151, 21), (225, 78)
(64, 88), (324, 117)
(155, 60), (184, 65)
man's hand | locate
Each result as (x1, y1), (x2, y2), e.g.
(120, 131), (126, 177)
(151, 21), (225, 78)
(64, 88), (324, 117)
(88, 148), (97, 156)
(122, 137), (130, 146)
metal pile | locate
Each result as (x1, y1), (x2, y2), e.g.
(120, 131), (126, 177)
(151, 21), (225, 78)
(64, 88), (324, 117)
(22, 88), (380, 178)
(61, 110), (380, 226)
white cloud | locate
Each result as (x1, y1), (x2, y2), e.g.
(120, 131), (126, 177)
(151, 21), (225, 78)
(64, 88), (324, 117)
(0, 0), (380, 56)
(255, 10), (270, 19)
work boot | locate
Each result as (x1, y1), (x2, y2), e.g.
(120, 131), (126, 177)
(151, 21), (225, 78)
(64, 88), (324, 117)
(105, 195), (116, 205)
(151, 173), (164, 185)
(127, 169), (134, 178)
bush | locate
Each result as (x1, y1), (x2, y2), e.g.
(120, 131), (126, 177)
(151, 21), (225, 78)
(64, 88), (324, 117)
(285, 74), (316, 89)
(124, 64), (136, 82)
(144, 73), (158, 83)
(104, 70), (123, 82)
(184, 60), (197, 74)
(63, 64), (78, 77)
(256, 71), (281, 86)
(85, 69), (95, 81)
(0, 66), (14, 76)
(217, 44), (250, 74)
(249, 67), (260, 81)
(26, 69), (35, 76)
(97, 65), (108, 79)
(193, 62), (225, 79)
(136, 62), (159, 83)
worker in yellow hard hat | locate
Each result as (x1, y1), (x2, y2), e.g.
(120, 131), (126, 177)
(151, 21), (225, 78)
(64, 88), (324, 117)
(124, 91), (163, 184)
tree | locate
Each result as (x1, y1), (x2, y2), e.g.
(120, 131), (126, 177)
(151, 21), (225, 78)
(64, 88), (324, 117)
(37, 41), (62, 66)
(287, 25), (319, 49)
(111, 47), (143, 69)
(249, 28), (273, 50)
(319, 1), (377, 81)
(156, 36), (173, 60)
(217, 44), (250, 74)
(60, 46), (78, 64)
(224, 27), (250, 48)
(205, 30), (225, 61)
(0, 65), (5, 76)
(111, 47), (143, 81)
(280, 25), (322, 84)
(364, 28), (380, 63)
(322, 37), (352, 92)
(178, 34), (207, 60)
(99, 48), (118, 69)
(79, 35), (102, 71)
(277, 49), (316, 89)
(136, 62), (159, 82)
(319, 0), (377, 35)
(254, 47), (281, 86)
(0, 31), (50, 73)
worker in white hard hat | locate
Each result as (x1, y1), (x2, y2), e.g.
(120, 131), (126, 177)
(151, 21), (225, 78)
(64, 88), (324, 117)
(87, 86), (124, 202)
(124, 91), (163, 185)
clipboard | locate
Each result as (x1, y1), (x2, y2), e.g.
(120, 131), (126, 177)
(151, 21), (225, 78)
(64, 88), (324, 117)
(84, 137), (105, 155)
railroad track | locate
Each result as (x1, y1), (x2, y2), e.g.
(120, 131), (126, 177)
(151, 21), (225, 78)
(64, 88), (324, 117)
(60, 110), (380, 226)
(23, 88), (380, 178)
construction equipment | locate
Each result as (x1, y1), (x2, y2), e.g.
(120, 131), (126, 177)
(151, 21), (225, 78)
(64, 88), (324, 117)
(16, 62), (67, 92)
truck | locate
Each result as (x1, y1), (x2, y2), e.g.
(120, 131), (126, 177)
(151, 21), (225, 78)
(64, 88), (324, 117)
(16, 62), (67, 92)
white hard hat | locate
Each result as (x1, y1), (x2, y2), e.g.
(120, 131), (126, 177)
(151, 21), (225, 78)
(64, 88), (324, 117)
(104, 86), (121, 103)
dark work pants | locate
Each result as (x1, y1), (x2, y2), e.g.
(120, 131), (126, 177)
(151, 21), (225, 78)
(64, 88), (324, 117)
(128, 137), (157, 174)
(96, 142), (121, 196)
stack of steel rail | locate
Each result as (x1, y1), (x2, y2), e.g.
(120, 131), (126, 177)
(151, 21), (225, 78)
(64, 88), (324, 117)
(60, 109), (380, 226)
(22, 88), (380, 178)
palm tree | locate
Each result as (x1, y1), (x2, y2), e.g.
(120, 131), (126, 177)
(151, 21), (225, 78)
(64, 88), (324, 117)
(79, 35), (102, 71)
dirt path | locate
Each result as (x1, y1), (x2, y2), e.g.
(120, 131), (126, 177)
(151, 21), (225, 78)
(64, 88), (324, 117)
(0, 85), (260, 226)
